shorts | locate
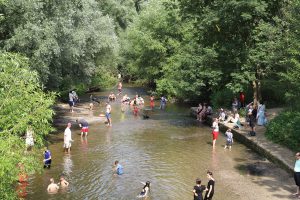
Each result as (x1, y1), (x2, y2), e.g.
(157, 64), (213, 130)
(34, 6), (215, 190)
(249, 119), (255, 128)
(226, 140), (233, 146)
(118, 89), (122, 93)
(294, 172), (300, 186)
(150, 102), (155, 107)
(212, 131), (219, 140)
(81, 127), (89, 133)
(105, 112), (111, 119)
(68, 101), (74, 107)
(64, 142), (71, 148)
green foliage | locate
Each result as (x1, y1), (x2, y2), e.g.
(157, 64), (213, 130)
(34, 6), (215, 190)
(279, 0), (300, 107)
(123, 0), (222, 100)
(0, 52), (55, 199)
(2, 0), (119, 90)
(266, 110), (300, 152)
(210, 88), (234, 109)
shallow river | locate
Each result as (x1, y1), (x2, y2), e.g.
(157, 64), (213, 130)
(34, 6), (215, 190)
(27, 87), (295, 200)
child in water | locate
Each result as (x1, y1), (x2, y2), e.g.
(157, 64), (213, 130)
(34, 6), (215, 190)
(137, 181), (151, 198)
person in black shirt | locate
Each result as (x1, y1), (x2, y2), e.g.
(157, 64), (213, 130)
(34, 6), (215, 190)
(248, 105), (257, 134)
(193, 178), (206, 200)
(204, 171), (215, 200)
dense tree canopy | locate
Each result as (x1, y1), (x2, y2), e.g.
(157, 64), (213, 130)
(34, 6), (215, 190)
(1, 0), (119, 90)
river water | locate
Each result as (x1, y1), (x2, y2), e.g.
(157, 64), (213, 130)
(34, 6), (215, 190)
(27, 87), (295, 200)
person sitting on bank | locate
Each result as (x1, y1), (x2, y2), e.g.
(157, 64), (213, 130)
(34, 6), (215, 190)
(47, 178), (59, 194)
(218, 108), (226, 122)
(137, 181), (151, 198)
(206, 105), (213, 115)
(199, 103), (207, 122)
(225, 111), (242, 129)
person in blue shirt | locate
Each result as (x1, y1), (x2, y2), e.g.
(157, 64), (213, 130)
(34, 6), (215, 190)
(114, 160), (123, 175)
(43, 148), (52, 169)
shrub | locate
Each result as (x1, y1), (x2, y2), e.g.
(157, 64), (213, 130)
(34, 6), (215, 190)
(265, 110), (300, 152)
(211, 88), (234, 109)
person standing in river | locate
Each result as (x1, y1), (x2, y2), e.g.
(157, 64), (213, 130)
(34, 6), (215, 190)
(106, 102), (112, 127)
(150, 95), (155, 110)
(117, 81), (122, 95)
(68, 91), (75, 113)
(293, 152), (300, 197)
(193, 178), (206, 200)
(43, 147), (52, 168)
(212, 118), (219, 148)
(204, 171), (215, 200)
(76, 118), (89, 137)
(64, 123), (73, 153)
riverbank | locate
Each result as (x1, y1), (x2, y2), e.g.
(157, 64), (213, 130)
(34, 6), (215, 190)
(191, 107), (295, 173)
(53, 101), (106, 128)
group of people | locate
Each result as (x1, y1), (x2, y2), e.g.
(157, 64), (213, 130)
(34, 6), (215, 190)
(193, 171), (215, 200)
(196, 103), (213, 122)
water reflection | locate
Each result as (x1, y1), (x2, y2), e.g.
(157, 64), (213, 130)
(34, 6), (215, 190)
(62, 155), (73, 177)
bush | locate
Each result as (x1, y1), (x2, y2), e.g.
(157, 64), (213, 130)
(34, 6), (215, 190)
(265, 110), (300, 152)
(211, 88), (234, 109)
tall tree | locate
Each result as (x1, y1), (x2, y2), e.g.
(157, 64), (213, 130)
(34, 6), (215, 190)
(2, 0), (119, 90)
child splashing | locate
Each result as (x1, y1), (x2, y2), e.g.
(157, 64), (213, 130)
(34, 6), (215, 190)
(137, 181), (151, 198)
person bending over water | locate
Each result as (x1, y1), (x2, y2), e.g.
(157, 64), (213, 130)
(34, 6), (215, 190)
(76, 119), (89, 137)
(113, 160), (123, 175)
(138, 181), (151, 198)
(47, 178), (59, 194)
(193, 178), (206, 200)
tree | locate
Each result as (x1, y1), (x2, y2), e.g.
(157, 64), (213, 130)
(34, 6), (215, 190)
(178, 0), (286, 103)
(2, 0), (119, 90)
(0, 52), (55, 199)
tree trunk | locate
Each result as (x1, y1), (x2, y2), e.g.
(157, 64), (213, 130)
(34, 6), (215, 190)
(252, 80), (262, 107)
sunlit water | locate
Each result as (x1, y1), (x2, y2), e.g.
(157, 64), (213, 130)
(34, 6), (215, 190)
(27, 87), (295, 200)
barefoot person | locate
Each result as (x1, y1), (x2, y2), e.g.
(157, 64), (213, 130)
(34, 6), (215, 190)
(224, 129), (233, 150)
(117, 81), (122, 95)
(212, 118), (219, 148)
(106, 102), (112, 127)
(47, 178), (59, 194)
(43, 147), (52, 169)
(76, 119), (89, 137)
(150, 95), (155, 110)
(68, 91), (74, 113)
(64, 123), (73, 153)
(204, 171), (215, 200)
(138, 181), (151, 198)
(193, 178), (206, 200)
(293, 152), (300, 197)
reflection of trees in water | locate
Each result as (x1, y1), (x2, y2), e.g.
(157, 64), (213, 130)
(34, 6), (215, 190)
(63, 155), (73, 176)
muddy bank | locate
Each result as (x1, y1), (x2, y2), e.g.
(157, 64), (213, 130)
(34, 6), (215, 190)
(53, 101), (106, 128)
